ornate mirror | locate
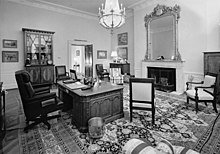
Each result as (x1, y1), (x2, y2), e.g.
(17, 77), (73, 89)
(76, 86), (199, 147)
(144, 4), (181, 61)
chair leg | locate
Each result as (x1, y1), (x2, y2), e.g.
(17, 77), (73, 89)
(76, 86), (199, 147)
(195, 98), (199, 113)
(204, 102), (208, 106)
(130, 109), (132, 122)
(212, 100), (218, 113)
(152, 109), (155, 125)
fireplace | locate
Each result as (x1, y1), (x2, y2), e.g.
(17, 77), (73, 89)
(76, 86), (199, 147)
(148, 67), (176, 92)
(141, 60), (185, 94)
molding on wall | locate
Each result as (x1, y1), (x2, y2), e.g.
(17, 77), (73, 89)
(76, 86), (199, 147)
(7, 0), (98, 20)
(132, 0), (178, 12)
(6, 0), (134, 20)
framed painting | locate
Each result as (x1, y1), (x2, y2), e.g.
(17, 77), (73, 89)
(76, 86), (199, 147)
(118, 47), (128, 60)
(3, 39), (17, 48)
(118, 32), (128, 45)
(97, 50), (107, 59)
(2, 51), (19, 62)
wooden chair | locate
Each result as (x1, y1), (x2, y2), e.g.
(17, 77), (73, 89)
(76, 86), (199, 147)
(186, 72), (218, 113)
(55, 65), (71, 84)
(96, 64), (110, 80)
(129, 77), (155, 124)
(70, 69), (81, 81)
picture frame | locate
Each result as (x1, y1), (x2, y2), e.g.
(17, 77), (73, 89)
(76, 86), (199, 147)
(3, 39), (17, 48)
(97, 50), (107, 59)
(118, 47), (128, 60)
(118, 32), (128, 45)
(2, 51), (19, 62)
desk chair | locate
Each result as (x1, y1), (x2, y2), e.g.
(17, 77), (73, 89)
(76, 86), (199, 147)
(55, 65), (71, 84)
(129, 78), (155, 124)
(186, 72), (218, 113)
(70, 69), (81, 81)
(15, 70), (63, 132)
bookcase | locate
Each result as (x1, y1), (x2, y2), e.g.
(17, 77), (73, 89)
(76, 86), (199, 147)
(22, 28), (55, 85)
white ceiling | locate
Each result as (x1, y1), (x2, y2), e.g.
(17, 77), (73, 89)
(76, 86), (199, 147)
(34, 0), (145, 16)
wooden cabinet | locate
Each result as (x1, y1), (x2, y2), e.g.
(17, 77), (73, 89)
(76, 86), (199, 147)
(204, 52), (220, 101)
(26, 65), (54, 85)
(23, 28), (55, 85)
(110, 63), (130, 74)
(0, 82), (6, 139)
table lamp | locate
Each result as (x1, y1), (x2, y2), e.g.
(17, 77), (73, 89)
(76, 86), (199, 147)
(111, 51), (118, 63)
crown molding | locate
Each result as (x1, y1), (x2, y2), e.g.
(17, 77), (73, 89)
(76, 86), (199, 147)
(7, 0), (98, 20)
(132, 0), (178, 12)
(6, 0), (134, 21)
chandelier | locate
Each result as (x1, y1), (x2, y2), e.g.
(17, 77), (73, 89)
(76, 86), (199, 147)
(99, 0), (125, 33)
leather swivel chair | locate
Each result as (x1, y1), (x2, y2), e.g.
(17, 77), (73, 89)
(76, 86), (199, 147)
(15, 70), (63, 132)
(55, 65), (71, 84)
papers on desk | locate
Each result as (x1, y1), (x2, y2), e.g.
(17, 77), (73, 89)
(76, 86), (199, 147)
(64, 81), (87, 90)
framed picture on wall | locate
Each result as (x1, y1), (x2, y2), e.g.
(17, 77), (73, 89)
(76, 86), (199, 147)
(97, 50), (107, 59)
(2, 51), (19, 62)
(3, 39), (17, 48)
(118, 32), (128, 45)
(118, 47), (128, 60)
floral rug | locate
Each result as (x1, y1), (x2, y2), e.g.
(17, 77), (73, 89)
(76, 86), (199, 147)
(19, 85), (219, 154)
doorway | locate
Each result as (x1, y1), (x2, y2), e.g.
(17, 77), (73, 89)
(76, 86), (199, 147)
(68, 41), (93, 78)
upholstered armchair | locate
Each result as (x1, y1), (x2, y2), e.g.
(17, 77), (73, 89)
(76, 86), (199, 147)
(55, 65), (71, 84)
(186, 72), (218, 113)
(15, 70), (63, 132)
(110, 67), (124, 85)
(129, 78), (155, 124)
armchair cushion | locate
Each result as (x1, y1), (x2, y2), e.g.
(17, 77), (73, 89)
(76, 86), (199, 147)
(25, 82), (35, 97)
(186, 89), (214, 100)
(203, 75), (216, 87)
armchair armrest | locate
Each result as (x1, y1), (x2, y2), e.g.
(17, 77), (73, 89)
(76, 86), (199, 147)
(26, 92), (57, 103)
(186, 81), (204, 90)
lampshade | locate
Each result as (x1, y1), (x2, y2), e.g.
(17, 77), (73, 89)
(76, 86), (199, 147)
(111, 51), (118, 57)
(99, 0), (125, 33)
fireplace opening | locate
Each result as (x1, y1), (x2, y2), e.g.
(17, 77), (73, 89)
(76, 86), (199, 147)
(148, 67), (176, 92)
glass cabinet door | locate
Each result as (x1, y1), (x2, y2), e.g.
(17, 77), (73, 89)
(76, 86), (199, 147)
(26, 33), (40, 65)
(40, 34), (53, 65)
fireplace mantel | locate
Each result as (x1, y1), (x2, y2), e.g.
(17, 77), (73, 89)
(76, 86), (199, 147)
(141, 60), (185, 94)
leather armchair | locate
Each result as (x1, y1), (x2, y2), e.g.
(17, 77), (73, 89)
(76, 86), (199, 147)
(15, 70), (63, 132)
(55, 65), (71, 84)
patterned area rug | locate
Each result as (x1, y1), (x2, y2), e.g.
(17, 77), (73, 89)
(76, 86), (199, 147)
(19, 85), (219, 154)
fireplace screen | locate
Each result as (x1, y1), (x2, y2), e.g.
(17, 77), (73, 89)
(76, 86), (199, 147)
(148, 67), (176, 92)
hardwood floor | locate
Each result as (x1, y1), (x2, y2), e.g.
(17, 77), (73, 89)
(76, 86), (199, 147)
(0, 89), (21, 154)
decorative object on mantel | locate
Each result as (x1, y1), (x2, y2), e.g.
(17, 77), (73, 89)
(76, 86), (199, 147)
(98, 0), (125, 34)
(144, 4), (181, 61)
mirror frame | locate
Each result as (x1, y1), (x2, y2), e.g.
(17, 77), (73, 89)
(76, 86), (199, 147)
(144, 4), (181, 61)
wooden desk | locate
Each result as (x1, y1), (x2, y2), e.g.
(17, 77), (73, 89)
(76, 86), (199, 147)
(57, 81), (124, 133)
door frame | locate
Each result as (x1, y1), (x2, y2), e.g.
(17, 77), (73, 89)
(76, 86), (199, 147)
(67, 40), (93, 75)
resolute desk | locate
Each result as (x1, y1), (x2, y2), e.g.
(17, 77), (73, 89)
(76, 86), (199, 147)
(57, 81), (124, 133)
